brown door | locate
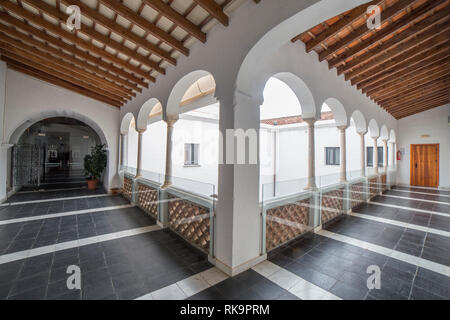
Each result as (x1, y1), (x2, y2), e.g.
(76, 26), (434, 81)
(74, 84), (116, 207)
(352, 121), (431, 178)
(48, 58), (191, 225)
(410, 144), (439, 187)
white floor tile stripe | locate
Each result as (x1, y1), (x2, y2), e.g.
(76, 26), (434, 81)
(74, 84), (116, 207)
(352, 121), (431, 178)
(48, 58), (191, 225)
(348, 212), (450, 237)
(135, 267), (228, 300)
(252, 261), (342, 300)
(368, 201), (450, 217)
(0, 225), (161, 265)
(0, 193), (112, 206)
(382, 194), (450, 205)
(317, 229), (450, 277)
(16, 187), (86, 194)
(0, 204), (135, 225)
(388, 188), (450, 198)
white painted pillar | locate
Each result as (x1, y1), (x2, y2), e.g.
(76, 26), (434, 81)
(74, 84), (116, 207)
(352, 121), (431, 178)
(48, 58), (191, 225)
(214, 90), (264, 276)
(359, 132), (366, 177)
(135, 130), (144, 178)
(161, 119), (177, 188)
(119, 134), (125, 169)
(383, 139), (388, 173)
(373, 137), (379, 175)
(393, 142), (398, 169)
(304, 119), (317, 190)
(0, 61), (7, 202)
(338, 126), (347, 183)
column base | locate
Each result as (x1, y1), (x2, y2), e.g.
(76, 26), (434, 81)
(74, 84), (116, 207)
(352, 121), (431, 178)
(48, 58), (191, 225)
(208, 254), (267, 277)
(160, 182), (172, 189)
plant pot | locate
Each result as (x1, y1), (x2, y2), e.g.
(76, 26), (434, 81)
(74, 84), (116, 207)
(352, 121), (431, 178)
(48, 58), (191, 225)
(87, 179), (98, 190)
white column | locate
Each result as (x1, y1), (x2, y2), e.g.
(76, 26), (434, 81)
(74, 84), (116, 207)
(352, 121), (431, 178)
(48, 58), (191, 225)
(215, 90), (264, 276)
(304, 119), (317, 190)
(135, 130), (144, 178)
(383, 139), (388, 173)
(359, 132), (366, 177)
(373, 137), (379, 175)
(393, 142), (398, 169)
(161, 119), (177, 188)
(338, 126), (347, 183)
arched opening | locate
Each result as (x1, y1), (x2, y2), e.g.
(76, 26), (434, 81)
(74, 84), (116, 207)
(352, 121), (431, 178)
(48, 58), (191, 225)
(138, 99), (166, 181)
(120, 113), (138, 175)
(259, 75), (311, 199)
(11, 117), (103, 191)
(316, 98), (348, 184)
(166, 71), (219, 196)
(367, 119), (382, 173)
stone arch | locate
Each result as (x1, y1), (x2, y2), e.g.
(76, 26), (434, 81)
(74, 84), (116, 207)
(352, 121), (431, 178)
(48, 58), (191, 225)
(9, 110), (108, 147)
(166, 70), (216, 119)
(350, 110), (367, 133)
(380, 125), (389, 141)
(269, 72), (316, 119)
(322, 97), (348, 127)
(368, 119), (380, 138)
(389, 129), (396, 142)
(137, 98), (162, 130)
(120, 112), (136, 135)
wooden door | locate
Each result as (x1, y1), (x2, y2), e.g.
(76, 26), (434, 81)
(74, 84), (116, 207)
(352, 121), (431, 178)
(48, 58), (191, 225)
(410, 144), (439, 187)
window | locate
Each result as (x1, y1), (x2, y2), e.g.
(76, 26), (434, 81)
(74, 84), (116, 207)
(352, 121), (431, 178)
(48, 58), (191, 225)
(325, 147), (340, 165)
(366, 147), (386, 167)
(184, 143), (199, 166)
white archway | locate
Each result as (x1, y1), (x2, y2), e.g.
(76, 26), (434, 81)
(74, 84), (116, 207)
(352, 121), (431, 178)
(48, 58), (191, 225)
(166, 70), (215, 119)
(351, 110), (367, 134)
(322, 97), (348, 127)
(389, 129), (397, 142)
(271, 72), (316, 118)
(368, 119), (380, 138)
(380, 125), (390, 141)
(120, 112), (135, 135)
(137, 98), (162, 130)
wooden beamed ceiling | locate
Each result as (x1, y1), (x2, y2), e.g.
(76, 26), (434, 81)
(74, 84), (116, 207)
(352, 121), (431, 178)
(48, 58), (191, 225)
(0, 0), (240, 107)
(294, 0), (450, 119)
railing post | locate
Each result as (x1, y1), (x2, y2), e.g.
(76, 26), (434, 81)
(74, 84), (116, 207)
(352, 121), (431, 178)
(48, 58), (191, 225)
(158, 187), (169, 228)
(260, 207), (266, 255)
(309, 190), (321, 232)
(343, 181), (351, 213)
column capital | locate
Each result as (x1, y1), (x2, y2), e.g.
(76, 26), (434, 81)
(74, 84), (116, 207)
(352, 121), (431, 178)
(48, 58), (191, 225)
(358, 131), (367, 137)
(337, 125), (348, 131)
(303, 118), (316, 126)
(166, 118), (178, 128)
(137, 129), (146, 134)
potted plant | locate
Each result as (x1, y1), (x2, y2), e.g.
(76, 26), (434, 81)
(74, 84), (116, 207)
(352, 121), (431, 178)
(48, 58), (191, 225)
(84, 144), (107, 190)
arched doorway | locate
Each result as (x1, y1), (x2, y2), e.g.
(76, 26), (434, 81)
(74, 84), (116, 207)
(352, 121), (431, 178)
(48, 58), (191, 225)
(12, 117), (102, 191)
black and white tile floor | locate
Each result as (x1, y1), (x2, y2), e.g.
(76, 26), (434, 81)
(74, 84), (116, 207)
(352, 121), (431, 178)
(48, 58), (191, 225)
(0, 185), (448, 300)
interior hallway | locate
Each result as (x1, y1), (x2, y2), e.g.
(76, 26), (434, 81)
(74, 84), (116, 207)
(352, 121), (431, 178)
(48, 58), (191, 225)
(0, 184), (448, 300)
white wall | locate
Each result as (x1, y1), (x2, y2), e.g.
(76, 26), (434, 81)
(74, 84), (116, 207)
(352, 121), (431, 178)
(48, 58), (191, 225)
(2, 69), (121, 193)
(397, 104), (450, 188)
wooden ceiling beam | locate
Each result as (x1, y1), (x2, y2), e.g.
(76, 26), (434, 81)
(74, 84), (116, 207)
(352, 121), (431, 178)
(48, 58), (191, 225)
(319, 0), (417, 62)
(305, 1), (380, 53)
(0, 32), (133, 98)
(0, 23), (141, 92)
(394, 99), (450, 118)
(0, 1), (152, 81)
(98, 0), (188, 56)
(371, 64), (450, 100)
(5, 59), (121, 107)
(141, 0), (206, 42)
(359, 50), (450, 91)
(60, 0), (175, 67)
(352, 41), (449, 87)
(338, 10), (450, 76)
(328, 0), (447, 68)
(366, 57), (450, 97)
(390, 95), (450, 117)
(21, 0), (167, 73)
(384, 90), (450, 112)
(380, 79), (450, 106)
(344, 26), (450, 81)
(192, 0), (229, 26)
(0, 48), (126, 104)
(0, 13), (149, 88)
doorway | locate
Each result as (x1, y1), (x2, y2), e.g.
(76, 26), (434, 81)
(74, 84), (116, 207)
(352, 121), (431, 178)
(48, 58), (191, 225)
(410, 144), (439, 187)
(12, 117), (102, 190)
